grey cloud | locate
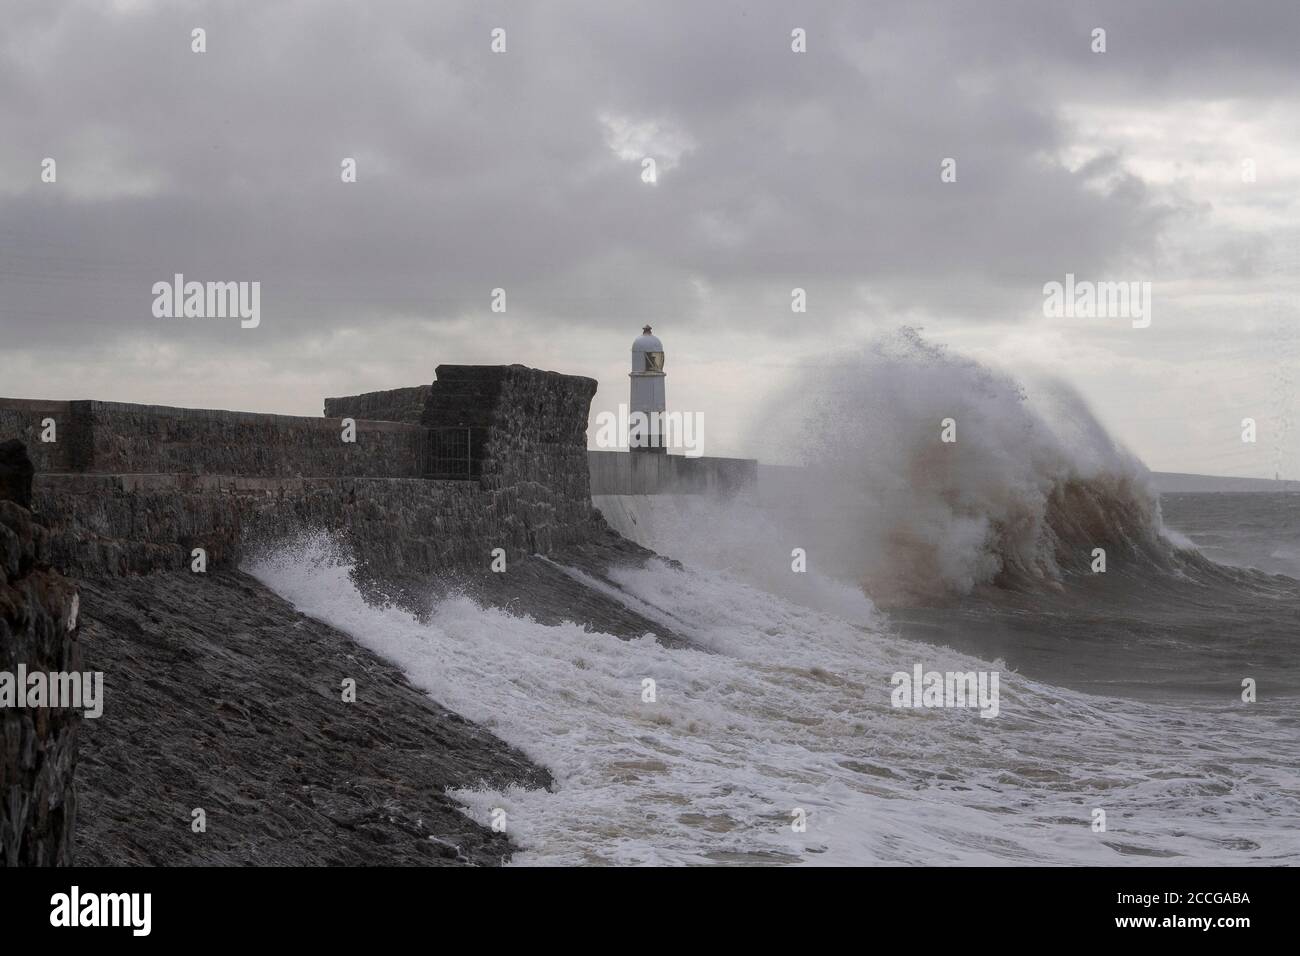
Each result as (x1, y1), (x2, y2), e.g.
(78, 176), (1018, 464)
(0, 0), (1296, 411)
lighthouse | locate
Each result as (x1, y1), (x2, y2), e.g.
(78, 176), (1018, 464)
(629, 325), (666, 453)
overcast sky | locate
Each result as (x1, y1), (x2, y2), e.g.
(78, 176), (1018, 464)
(2, 0), (1297, 477)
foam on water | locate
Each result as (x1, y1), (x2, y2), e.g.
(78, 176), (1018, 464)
(249, 534), (1300, 866)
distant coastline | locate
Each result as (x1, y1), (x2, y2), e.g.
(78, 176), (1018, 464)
(1151, 472), (1300, 493)
(757, 464), (1300, 496)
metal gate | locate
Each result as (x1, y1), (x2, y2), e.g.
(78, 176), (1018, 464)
(421, 427), (483, 480)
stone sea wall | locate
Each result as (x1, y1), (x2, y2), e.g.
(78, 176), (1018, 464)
(0, 398), (425, 479)
(0, 492), (82, 866)
(33, 472), (609, 579)
(455, 366), (602, 545)
(0, 368), (631, 868)
(587, 449), (757, 496)
(4, 364), (755, 583)
(0, 400), (80, 473)
(4, 365), (610, 579)
(323, 385), (432, 424)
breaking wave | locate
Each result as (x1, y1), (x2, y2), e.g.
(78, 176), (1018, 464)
(739, 329), (1204, 604)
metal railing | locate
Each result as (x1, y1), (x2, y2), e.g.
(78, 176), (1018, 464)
(421, 426), (483, 480)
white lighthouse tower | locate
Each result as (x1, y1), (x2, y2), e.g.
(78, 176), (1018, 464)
(629, 325), (666, 453)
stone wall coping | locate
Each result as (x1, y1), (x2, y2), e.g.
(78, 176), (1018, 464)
(36, 473), (469, 492)
(90, 400), (426, 433)
(2, 396), (427, 434)
(585, 449), (759, 467)
(0, 397), (73, 412)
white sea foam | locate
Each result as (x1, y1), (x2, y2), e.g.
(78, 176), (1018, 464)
(248, 534), (1300, 866)
(740, 329), (1168, 603)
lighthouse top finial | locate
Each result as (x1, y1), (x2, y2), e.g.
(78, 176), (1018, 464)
(643, 324), (653, 335)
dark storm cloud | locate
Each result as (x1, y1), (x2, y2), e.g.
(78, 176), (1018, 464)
(1, 0), (1296, 358)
